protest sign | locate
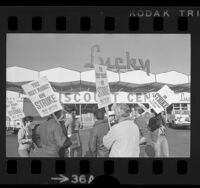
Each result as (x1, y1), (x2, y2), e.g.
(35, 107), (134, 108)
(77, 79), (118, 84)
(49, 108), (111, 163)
(70, 133), (81, 149)
(6, 98), (25, 121)
(81, 113), (95, 129)
(94, 64), (112, 109)
(145, 85), (175, 114)
(22, 76), (62, 117)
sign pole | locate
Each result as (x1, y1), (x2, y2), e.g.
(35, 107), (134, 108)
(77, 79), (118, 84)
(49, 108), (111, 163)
(52, 113), (59, 124)
(165, 108), (168, 124)
(79, 104), (82, 121)
(105, 106), (111, 129)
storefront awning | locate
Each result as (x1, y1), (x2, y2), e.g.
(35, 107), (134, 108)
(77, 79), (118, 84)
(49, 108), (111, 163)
(6, 66), (190, 94)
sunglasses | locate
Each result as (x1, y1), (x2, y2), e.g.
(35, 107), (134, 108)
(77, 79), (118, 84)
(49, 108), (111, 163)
(25, 120), (33, 123)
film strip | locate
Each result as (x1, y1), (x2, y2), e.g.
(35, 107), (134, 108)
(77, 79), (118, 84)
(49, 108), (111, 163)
(0, 5), (199, 185)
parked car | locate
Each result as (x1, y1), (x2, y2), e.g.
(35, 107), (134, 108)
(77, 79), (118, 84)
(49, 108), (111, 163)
(173, 115), (190, 129)
(6, 119), (23, 134)
(167, 114), (190, 129)
(13, 120), (23, 134)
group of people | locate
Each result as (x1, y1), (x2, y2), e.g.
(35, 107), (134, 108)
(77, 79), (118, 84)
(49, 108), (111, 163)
(17, 103), (169, 158)
(17, 108), (82, 157)
(88, 104), (169, 158)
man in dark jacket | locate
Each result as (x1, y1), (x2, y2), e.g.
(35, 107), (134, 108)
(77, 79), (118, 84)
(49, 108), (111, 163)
(148, 109), (169, 157)
(65, 108), (83, 157)
(88, 108), (109, 157)
(35, 109), (71, 157)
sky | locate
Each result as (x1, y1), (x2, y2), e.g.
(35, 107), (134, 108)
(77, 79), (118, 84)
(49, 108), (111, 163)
(7, 34), (190, 75)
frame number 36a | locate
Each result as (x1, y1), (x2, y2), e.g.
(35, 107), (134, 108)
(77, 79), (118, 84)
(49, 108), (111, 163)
(71, 175), (95, 184)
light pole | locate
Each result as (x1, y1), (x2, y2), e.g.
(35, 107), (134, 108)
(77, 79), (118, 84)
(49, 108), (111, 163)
(91, 44), (100, 66)
(84, 44), (101, 68)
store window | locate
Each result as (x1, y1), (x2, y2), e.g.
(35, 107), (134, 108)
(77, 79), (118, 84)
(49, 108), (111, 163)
(181, 103), (190, 115)
(173, 103), (180, 110)
(181, 103), (188, 110)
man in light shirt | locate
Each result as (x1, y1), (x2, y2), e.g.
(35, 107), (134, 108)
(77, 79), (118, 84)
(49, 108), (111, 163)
(103, 104), (140, 157)
(18, 116), (34, 157)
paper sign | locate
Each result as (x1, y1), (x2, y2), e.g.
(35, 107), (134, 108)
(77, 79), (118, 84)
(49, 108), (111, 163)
(94, 64), (112, 109)
(145, 85), (175, 114)
(6, 98), (25, 121)
(22, 76), (62, 117)
(70, 133), (81, 149)
(81, 113), (95, 129)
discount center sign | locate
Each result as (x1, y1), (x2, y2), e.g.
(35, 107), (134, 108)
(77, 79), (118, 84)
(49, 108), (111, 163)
(94, 64), (112, 109)
(22, 76), (62, 117)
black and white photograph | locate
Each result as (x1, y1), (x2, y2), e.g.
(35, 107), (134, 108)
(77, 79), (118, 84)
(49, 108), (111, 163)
(6, 34), (191, 158)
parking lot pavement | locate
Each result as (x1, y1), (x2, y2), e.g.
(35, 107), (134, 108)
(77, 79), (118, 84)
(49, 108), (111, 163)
(6, 127), (190, 158)
(166, 127), (190, 157)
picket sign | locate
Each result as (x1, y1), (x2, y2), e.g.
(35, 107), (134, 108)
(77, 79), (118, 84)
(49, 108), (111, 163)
(145, 85), (175, 114)
(81, 113), (95, 129)
(94, 64), (112, 129)
(22, 76), (62, 117)
(94, 64), (112, 108)
(6, 98), (25, 121)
